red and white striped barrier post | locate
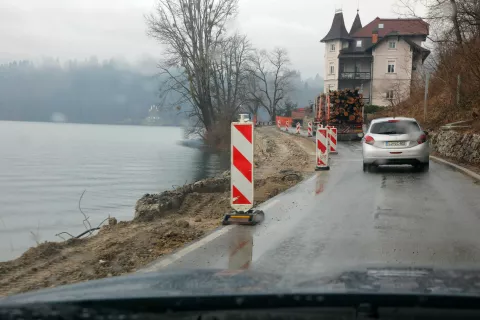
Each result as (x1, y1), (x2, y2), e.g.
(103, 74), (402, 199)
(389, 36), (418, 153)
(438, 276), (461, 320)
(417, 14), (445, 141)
(285, 120), (289, 132)
(296, 122), (300, 134)
(277, 119), (281, 129)
(230, 116), (254, 212)
(307, 122), (313, 137)
(329, 126), (337, 154)
(315, 126), (330, 171)
(222, 114), (264, 225)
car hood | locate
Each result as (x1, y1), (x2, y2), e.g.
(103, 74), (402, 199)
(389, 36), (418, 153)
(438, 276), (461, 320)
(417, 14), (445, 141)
(3, 266), (480, 304)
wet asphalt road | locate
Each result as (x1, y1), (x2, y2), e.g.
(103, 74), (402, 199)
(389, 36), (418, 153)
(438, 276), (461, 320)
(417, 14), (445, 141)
(143, 131), (480, 276)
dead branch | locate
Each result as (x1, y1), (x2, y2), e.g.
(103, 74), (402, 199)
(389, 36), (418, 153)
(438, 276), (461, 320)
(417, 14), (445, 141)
(78, 189), (93, 236)
(55, 231), (75, 241)
(55, 192), (113, 241)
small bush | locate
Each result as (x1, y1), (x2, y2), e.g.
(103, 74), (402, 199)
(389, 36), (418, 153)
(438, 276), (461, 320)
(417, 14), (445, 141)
(364, 105), (382, 114)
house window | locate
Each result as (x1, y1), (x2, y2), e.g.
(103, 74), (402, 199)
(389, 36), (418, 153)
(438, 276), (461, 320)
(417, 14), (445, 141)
(356, 40), (362, 47)
(386, 90), (394, 100)
(387, 60), (396, 73)
(388, 41), (396, 49)
(330, 44), (336, 52)
(342, 41), (349, 49)
(379, 23), (384, 29)
(329, 64), (335, 74)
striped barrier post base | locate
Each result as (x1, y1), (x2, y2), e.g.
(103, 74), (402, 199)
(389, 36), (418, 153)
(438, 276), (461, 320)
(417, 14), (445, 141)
(296, 122), (300, 134)
(307, 122), (313, 137)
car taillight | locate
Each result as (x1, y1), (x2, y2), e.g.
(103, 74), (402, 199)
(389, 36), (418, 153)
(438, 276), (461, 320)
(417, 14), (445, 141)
(388, 119), (399, 123)
(417, 134), (427, 144)
(365, 135), (375, 145)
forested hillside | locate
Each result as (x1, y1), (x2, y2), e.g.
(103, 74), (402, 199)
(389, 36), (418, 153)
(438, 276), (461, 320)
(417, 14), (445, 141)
(0, 59), (184, 125)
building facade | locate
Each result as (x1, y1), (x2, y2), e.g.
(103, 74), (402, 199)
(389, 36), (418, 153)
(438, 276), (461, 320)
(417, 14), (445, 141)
(321, 9), (430, 106)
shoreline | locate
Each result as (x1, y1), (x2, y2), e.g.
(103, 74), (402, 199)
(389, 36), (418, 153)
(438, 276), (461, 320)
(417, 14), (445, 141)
(0, 126), (316, 297)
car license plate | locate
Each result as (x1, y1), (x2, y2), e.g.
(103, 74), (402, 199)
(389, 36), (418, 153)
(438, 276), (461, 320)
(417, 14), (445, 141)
(386, 141), (406, 146)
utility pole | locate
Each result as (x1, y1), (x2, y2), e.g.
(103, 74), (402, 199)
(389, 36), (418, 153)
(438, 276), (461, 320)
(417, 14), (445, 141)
(424, 73), (430, 122)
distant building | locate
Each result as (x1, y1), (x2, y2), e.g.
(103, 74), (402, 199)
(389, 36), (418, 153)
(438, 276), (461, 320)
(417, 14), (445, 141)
(146, 105), (162, 124)
(321, 9), (430, 106)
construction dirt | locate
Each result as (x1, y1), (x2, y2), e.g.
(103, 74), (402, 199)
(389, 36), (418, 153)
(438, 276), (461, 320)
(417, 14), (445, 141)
(0, 127), (316, 297)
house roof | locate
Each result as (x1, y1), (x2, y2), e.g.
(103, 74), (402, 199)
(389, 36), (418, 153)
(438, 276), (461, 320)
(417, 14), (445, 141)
(349, 11), (363, 35)
(351, 17), (429, 38)
(403, 37), (431, 61)
(321, 11), (352, 42)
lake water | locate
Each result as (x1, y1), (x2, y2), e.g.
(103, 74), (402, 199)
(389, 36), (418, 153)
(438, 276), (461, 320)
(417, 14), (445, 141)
(0, 121), (229, 261)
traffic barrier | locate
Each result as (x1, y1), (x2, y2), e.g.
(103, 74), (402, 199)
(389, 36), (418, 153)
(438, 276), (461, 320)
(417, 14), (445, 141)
(296, 122), (300, 134)
(315, 126), (330, 171)
(285, 120), (289, 132)
(329, 126), (338, 154)
(308, 122), (313, 137)
(276, 116), (293, 129)
(230, 116), (254, 212)
(277, 119), (281, 129)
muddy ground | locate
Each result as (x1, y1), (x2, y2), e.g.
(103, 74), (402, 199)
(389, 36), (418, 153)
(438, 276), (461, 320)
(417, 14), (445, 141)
(0, 127), (316, 297)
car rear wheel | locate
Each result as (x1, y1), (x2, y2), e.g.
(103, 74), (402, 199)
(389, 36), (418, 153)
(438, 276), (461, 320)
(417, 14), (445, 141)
(415, 162), (429, 172)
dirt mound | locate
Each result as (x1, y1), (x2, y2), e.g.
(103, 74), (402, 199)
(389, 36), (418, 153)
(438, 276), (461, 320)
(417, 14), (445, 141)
(135, 172), (230, 222)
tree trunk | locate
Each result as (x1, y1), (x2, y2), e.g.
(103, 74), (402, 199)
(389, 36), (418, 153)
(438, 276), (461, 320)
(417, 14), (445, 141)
(450, 0), (463, 44)
(271, 108), (276, 122)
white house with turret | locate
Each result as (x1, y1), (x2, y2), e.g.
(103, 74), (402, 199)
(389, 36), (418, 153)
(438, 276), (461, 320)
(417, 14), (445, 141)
(321, 9), (430, 106)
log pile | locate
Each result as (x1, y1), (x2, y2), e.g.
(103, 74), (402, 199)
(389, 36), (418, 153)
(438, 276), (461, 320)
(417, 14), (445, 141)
(323, 89), (364, 125)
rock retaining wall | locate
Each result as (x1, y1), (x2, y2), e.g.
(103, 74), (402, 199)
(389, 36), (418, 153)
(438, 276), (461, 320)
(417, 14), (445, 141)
(134, 171), (230, 222)
(430, 130), (480, 164)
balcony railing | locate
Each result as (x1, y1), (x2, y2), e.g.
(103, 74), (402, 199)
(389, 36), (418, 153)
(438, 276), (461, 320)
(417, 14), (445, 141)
(339, 72), (371, 80)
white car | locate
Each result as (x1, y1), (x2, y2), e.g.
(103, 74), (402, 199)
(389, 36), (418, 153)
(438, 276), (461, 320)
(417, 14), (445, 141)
(362, 117), (430, 172)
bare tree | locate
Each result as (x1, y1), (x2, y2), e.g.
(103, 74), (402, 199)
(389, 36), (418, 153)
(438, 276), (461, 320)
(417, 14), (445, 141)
(243, 73), (263, 116)
(247, 48), (296, 121)
(146, 0), (238, 134)
(210, 34), (251, 120)
(395, 0), (468, 43)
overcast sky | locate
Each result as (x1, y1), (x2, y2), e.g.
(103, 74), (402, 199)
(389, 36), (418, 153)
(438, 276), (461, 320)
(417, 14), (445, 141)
(1, 0), (425, 78)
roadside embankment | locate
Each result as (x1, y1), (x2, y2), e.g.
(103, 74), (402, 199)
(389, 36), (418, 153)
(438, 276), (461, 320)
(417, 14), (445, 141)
(0, 126), (316, 297)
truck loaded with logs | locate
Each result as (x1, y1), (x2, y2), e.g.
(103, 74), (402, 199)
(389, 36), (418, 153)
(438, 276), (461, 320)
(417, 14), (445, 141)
(312, 89), (365, 141)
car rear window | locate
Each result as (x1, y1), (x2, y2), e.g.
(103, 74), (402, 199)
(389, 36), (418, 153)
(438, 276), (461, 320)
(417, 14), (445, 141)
(370, 120), (421, 134)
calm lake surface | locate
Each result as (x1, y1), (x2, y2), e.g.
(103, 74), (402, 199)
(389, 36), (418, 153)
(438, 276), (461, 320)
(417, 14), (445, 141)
(0, 121), (228, 261)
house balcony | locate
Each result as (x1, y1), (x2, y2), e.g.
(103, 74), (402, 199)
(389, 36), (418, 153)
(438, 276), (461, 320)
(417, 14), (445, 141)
(339, 72), (371, 80)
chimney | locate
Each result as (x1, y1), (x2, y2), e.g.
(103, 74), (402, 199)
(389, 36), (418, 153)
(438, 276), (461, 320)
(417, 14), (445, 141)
(372, 29), (378, 44)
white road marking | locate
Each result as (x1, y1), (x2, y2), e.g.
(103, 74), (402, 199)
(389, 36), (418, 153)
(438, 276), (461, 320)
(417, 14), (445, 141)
(259, 199), (280, 211)
(140, 225), (236, 272)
